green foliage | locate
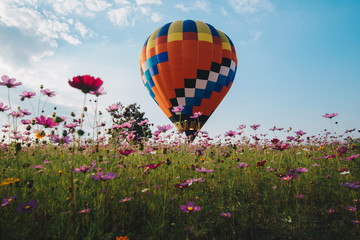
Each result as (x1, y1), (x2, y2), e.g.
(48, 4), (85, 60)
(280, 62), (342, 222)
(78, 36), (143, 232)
(1, 139), (360, 239)
(110, 103), (152, 142)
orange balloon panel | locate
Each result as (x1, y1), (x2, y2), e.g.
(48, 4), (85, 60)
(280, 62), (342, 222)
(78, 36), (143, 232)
(139, 20), (237, 135)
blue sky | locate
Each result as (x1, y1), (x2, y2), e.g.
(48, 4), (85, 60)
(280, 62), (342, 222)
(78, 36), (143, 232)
(0, 0), (359, 139)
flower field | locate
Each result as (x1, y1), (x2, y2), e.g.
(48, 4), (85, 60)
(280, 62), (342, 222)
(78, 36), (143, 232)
(1, 74), (360, 239)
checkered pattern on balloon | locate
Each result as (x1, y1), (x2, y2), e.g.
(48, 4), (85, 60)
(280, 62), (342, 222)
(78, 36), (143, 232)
(140, 20), (237, 136)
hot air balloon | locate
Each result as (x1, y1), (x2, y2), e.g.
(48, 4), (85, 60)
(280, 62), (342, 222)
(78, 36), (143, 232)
(139, 20), (237, 137)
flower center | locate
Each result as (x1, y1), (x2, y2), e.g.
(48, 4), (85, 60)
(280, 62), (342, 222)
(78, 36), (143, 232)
(187, 207), (193, 211)
(25, 205), (31, 210)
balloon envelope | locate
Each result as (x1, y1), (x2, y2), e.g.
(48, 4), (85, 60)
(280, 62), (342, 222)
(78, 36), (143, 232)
(139, 20), (237, 136)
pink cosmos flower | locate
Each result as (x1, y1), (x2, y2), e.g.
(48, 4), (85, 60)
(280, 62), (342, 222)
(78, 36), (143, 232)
(20, 109), (31, 116)
(106, 104), (121, 112)
(138, 119), (149, 126)
(35, 116), (59, 128)
(78, 208), (90, 214)
(238, 124), (246, 130)
(90, 87), (106, 96)
(1, 75), (22, 88)
(119, 149), (134, 156)
(172, 105), (184, 113)
(11, 111), (24, 118)
(190, 112), (202, 118)
(157, 124), (173, 132)
(295, 130), (306, 136)
(20, 91), (36, 100)
(0, 102), (10, 112)
(221, 212), (232, 218)
(119, 197), (131, 203)
(195, 167), (213, 173)
(322, 113), (338, 119)
(250, 124), (261, 130)
(40, 89), (56, 97)
(225, 130), (237, 138)
(180, 202), (201, 212)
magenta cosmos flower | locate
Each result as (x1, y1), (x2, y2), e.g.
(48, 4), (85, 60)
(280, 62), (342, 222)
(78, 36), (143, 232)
(1, 75), (22, 88)
(20, 91), (36, 100)
(1, 195), (16, 207)
(40, 89), (56, 97)
(68, 75), (103, 94)
(172, 105), (184, 113)
(90, 87), (106, 96)
(180, 202), (201, 212)
(225, 130), (237, 138)
(250, 124), (261, 130)
(221, 212), (232, 218)
(157, 124), (173, 132)
(0, 102), (10, 112)
(91, 172), (117, 181)
(322, 113), (338, 119)
(35, 116), (59, 128)
(190, 112), (202, 118)
(106, 104), (121, 112)
(119, 149), (134, 156)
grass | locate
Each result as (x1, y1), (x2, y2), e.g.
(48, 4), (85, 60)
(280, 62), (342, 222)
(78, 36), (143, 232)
(1, 133), (360, 240)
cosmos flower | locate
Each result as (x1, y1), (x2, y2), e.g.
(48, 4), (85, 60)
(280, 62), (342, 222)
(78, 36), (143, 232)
(106, 104), (121, 112)
(322, 113), (338, 119)
(68, 75), (103, 94)
(225, 130), (237, 138)
(1, 195), (16, 207)
(78, 208), (90, 214)
(195, 167), (213, 173)
(0, 102), (10, 112)
(295, 168), (309, 173)
(236, 162), (250, 168)
(0, 75), (22, 88)
(40, 89), (56, 97)
(17, 200), (39, 212)
(91, 172), (117, 181)
(180, 202), (201, 212)
(172, 105), (184, 113)
(190, 112), (202, 118)
(73, 161), (96, 173)
(346, 206), (357, 212)
(295, 130), (306, 136)
(119, 197), (131, 203)
(157, 124), (173, 132)
(221, 212), (232, 218)
(341, 182), (360, 189)
(50, 135), (72, 144)
(119, 149), (134, 156)
(20, 91), (36, 100)
(138, 119), (149, 126)
(90, 87), (106, 96)
(250, 124), (261, 130)
(35, 116), (59, 128)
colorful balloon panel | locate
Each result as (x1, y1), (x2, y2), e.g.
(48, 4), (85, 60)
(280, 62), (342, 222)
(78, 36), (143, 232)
(139, 20), (237, 135)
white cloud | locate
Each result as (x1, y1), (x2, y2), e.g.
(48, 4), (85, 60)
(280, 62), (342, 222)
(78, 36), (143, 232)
(175, 1), (210, 13)
(229, 0), (273, 14)
(60, 32), (81, 45)
(135, 0), (162, 5)
(114, 0), (130, 4)
(151, 12), (163, 22)
(51, 0), (84, 15)
(107, 6), (133, 27)
(220, 7), (228, 16)
(240, 29), (262, 45)
(85, 0), (112, 12)
(75, 21), (89, 38)
(195, 1), (210, 13)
